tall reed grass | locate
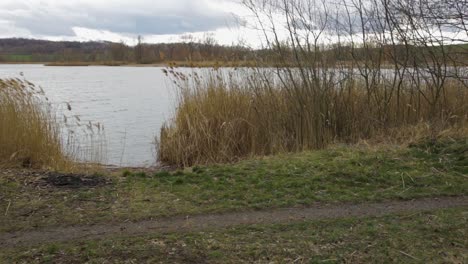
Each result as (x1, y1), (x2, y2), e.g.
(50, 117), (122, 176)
(157, 69), (468, 166)
(0, 78), (105, 170)
(0, 78), (68, 169)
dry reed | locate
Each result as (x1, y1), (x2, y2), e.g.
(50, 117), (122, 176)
(158, 69), (468, 166)
(0, 78), (105, 171)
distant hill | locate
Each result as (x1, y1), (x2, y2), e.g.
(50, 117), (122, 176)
(0, 38), (252, 64)
(0, 38), (110, 54)
(0, 38), (111, 62)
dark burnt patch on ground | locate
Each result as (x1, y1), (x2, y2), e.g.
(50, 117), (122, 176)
(42, 172), (109, 189)
(0, 169), (110, 189)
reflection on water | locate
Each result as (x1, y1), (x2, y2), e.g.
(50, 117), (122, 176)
(0, 64), (176, 167)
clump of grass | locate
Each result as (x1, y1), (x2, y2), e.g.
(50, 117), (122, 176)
(122, 170), (132, 177)
(0, 78), (71, 169)
(158, 69), (468, 167)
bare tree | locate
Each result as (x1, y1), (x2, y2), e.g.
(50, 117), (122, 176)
(134, 35), (143, 63)
(241, 0), (467, 145)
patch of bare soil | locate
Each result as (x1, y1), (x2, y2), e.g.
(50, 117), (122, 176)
(43, 172), (107, 189)
(1, 196), (466, 248)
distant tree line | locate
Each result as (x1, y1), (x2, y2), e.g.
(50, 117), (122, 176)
(0, 37), (254, 64)
(0, 35), (466, 65)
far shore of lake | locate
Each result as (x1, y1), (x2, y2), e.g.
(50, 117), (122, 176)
(0, 61), (421, 69)
(0, 61), (258, 68)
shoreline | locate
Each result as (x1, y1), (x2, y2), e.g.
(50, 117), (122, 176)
(0, 61), (256, 68)
(3, 61), (464, 68)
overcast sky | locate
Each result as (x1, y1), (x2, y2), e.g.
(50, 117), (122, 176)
(0, 0), (265, 46)
(1, 0), (464, 47)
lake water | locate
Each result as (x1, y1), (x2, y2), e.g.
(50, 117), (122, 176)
(0, 64), (178, 167)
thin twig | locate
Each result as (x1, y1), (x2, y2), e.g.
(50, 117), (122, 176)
(399, 250), (420, 260)
(292, 257), (303, 263)
(4, 200), (11, 216)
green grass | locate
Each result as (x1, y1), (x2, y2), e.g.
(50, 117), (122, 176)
(1, 208), (467, 263)
(4, 54), (33, 62)
(1, 139), (466, 232)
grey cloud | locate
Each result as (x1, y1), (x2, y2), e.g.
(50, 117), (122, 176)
(0, 0), (237, 36)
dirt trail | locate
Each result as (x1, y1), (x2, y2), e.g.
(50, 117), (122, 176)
(1, 196), (467, 248)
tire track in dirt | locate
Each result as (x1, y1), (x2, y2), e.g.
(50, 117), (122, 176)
(1, 196), (467, 248)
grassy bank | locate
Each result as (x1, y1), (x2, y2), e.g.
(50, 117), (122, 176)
(2, 207), (466, 263)
(1, 138), (466, 232)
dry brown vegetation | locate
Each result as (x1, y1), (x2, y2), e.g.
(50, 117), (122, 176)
(0, 79), (71, 169)
(157, 0), (468, 166)
(158, 70), (467, 166)
(0, 78), (105, 171)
